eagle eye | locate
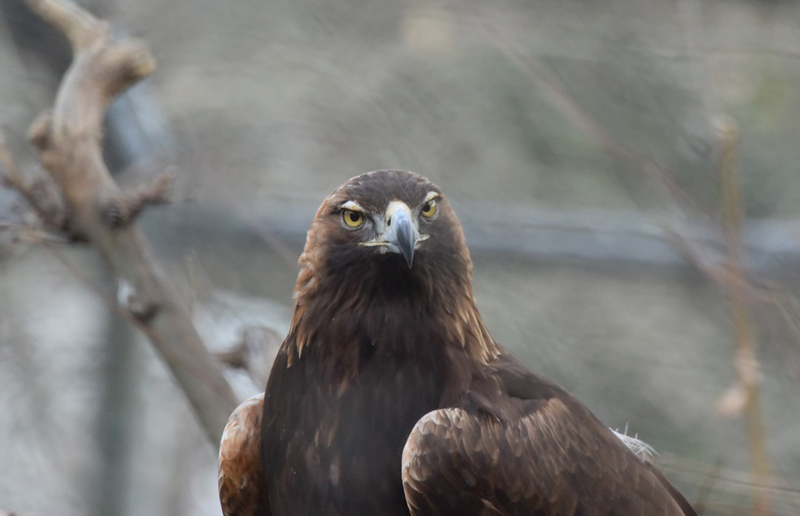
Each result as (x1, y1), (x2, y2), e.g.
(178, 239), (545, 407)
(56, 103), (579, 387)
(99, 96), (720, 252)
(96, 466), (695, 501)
(421, 199), (438, 218)
(342, 209), (365, 228)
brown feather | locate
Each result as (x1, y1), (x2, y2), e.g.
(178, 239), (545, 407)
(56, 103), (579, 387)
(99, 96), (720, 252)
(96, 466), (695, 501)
(402, 358), (695, 515)
(219, 393), (268, 516)
(402, 353), (697, 516)
(227, 170), (698, 516)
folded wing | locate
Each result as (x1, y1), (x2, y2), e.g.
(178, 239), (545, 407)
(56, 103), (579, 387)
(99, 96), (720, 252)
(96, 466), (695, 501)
(219, 393), (268, 516)
(402, 358), (696, 516)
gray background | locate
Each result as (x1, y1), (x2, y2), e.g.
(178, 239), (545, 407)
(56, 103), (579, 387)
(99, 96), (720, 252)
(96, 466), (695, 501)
(2, 0), (800, 514)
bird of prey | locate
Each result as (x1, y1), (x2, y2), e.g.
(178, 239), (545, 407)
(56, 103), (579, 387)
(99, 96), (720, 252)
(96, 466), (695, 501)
(218, 170), (697, 516)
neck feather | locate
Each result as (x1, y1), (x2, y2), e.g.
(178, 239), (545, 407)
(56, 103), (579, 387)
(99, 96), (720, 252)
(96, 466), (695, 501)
(285, 264), (499, 367)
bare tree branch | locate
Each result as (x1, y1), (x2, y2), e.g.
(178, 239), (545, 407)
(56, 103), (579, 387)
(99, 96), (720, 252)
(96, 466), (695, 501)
(40, 243), (235, 398)
(0, 134), (74, 237)
(10, 0), (237, 445)
(216, 326), (282, 389)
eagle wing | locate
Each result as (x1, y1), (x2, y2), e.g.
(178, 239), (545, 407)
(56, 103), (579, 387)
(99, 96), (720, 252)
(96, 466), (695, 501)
(218, 393), (268, 516)
(401, 355), (696, 516)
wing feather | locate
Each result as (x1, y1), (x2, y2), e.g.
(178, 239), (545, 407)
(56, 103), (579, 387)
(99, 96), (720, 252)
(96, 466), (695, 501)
(402, 399), (694, 516)
(219, 393), (268, 516)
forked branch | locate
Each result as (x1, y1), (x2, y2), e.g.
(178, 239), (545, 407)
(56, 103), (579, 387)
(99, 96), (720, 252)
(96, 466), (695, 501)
(4, 0), (238, 445)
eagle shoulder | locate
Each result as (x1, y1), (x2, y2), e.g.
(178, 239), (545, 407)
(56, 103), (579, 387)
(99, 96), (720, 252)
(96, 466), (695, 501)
(401, 373), (694, 516)
(218, 393), (268, 516)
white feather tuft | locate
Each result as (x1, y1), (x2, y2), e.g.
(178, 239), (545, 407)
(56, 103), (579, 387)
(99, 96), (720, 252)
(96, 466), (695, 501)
(611, 423), (658, 462)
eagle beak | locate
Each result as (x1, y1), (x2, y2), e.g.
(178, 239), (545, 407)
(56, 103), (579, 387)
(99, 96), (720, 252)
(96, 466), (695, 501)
(384, 203), (418, 268)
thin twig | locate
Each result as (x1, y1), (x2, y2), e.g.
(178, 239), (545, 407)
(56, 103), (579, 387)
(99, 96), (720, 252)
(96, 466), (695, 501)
(0, 132), (71, 234)
(0, 134), (24, 186)
(662, 456), (799, 499)
(715, 118), (771, 516)
(471, 16), (780, 308)
(692, 458), (723, 515)
(475, 17), (714, 222)
(40, 242), (232, 396)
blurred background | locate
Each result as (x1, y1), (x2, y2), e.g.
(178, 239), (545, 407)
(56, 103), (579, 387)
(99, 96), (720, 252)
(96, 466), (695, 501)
(2, 0), (800, 514)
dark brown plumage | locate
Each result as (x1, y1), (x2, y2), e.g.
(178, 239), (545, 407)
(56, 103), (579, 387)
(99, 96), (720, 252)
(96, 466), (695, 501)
(218, 170), (697, 516)
(219, 393), (265, 516)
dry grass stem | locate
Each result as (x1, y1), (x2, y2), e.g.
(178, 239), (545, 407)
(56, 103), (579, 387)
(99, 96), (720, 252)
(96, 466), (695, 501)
(716, 117), (772, 516)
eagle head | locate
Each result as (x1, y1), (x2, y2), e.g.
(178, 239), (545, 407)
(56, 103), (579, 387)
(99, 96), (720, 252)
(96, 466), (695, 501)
(288, 170), (496, 364)
(294, 170), (473, 301)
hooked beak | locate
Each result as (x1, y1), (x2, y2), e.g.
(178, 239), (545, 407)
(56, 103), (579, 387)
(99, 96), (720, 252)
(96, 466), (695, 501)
(357, 200), (429, 268)
(384, 203), (418, 268)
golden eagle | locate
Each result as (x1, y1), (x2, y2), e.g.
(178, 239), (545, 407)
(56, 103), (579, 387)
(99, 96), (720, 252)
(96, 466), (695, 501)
(218, 170), (697, 516)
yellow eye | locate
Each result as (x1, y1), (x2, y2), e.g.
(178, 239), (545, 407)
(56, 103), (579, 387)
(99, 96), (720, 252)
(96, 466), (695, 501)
(342, 209), (365, 228)
(421, 199), (438, 218)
